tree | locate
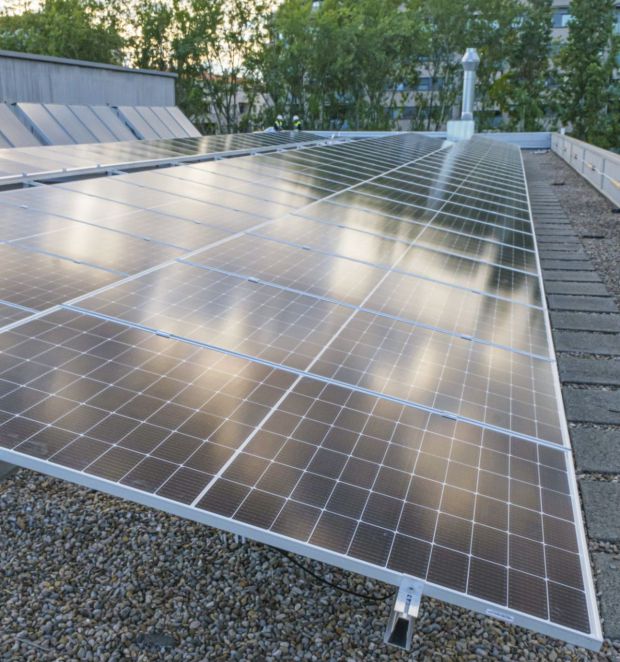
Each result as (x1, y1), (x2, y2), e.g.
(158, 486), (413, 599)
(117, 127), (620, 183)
(465, 0), (522, 131)
(490, 0), (553, 131)
(249, 0), (423, 131)
(557, 0), (619, 148)
(198, 0), (269, 133)
(0, 0), (125, 64)
(409, 0), (469, 131)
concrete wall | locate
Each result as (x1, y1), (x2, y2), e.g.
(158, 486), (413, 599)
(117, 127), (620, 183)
(0, 50), (177, 106)
(552, 133), (620, 209)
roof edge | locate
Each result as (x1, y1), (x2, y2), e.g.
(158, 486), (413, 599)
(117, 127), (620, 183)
(0, 49), (178, 79)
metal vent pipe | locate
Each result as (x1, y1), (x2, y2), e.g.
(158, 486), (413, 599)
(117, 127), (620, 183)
(460, 48), (480, 121)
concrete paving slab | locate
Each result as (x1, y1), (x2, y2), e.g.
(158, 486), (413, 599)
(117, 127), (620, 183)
(559, 357), (620, 385)
(545, 282), (610, 296)
(551, 312), (620, 332)
(543, 271), (603, 283)
(593, 553), (620, 641)
(563, 389), (620, 425)
(537, 242), (582, 249)
(539, 251), (590, 261)
(535, 229), (578, 235)
(547, 295), (618, 312)
(554, 331), (620, 355)
(542, 260), (596, 271)
(580, 481), (620, 542)
(572, 428), (620, 473)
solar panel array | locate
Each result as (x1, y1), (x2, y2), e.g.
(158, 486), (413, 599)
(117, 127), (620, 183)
(11, 103), (199, 145)
(0, 130), (324, 186)
(0, 133), (602, 650)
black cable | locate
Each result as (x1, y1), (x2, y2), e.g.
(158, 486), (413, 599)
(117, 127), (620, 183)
(275, 548), (396, 602)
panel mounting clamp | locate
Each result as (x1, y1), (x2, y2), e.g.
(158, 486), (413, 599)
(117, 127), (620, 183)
(384, 578), (424, 651)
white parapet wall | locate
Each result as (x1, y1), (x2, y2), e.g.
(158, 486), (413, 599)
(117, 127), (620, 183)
(552, 132), (620, 209)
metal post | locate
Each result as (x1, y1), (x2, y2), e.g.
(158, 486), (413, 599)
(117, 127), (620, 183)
(461, 48), (480, 121)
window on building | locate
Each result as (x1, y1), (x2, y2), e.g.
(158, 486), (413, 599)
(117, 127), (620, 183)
(552, 8), (571, 28)
(416, 77), (431, 92)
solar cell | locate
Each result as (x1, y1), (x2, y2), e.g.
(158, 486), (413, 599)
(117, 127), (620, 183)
(0, 133), (602, 650)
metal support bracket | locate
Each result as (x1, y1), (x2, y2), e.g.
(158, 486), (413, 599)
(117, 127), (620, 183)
(384, 578), (424, 651)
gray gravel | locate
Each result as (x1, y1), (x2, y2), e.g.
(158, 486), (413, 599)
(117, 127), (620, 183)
(1, 470), (619, 661)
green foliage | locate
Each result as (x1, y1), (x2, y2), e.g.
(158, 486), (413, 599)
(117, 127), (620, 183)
(0, 0), (618, 143)
(0, 0), (125, 64)
(249, 0), (423, 130)
(130, 0), (265, 133)
(490, 0), (554, 131)
(557, 0), (619, 148)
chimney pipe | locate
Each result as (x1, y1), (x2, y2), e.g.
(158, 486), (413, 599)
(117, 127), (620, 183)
(460, 48), (480, 121)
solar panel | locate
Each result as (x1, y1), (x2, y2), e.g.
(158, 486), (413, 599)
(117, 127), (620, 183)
(0, 301), (35, 328)
(135, 106), (177, 139)
(68, 106), (119, 143)
(0, 103), (43, 148)
(91, 106), (137, 141)
(149, 106), (194, 138)
(0, 130), (330, 186)
(15, 102), (76, 145)
(116, 106), (161, 139)
(0, 243), (120, 311)
(165, 106), (202, 137)
(43, 104), (99, 144)
(0, 133), (602, 650)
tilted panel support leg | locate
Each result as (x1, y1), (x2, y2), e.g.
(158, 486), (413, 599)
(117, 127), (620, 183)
(384, 579), (424, 651)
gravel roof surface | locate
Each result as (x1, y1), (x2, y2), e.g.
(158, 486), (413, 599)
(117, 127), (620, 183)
(0, 470), (619, 660)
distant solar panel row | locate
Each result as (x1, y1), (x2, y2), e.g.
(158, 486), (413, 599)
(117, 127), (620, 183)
(0, 130), (325, 185)
(0, 133), (602, 650)
(5, 102), (200, 146)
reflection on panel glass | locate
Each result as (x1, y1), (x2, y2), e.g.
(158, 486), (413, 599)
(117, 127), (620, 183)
(311, 310), (563, 444)
(185, 235), (385, 307)
(0, 244), (120, 310)
(74, 262), (352, 372)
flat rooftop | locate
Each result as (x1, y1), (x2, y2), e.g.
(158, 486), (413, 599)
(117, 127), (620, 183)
(0, 143), (618, 658)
